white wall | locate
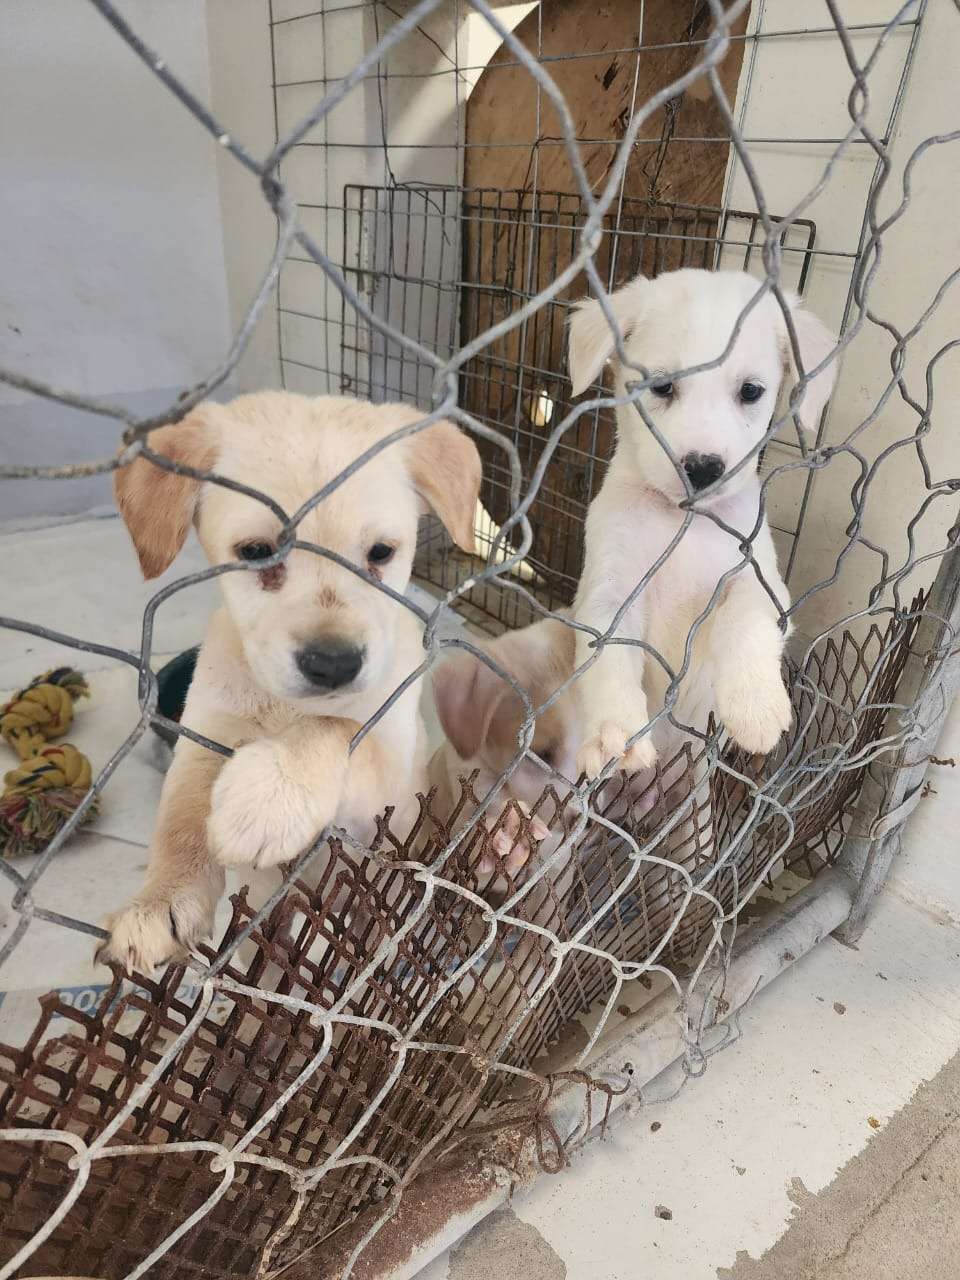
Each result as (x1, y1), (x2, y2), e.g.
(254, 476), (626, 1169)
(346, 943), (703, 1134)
(0, 0), (524, 522)
(206, 0), (281, 394)
(724, 0), (960, 645)
(0, 0), (231, 522)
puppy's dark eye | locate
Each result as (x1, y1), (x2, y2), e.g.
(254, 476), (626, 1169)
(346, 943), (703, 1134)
(368, 542), (396, 565)
(535, 745), (557, 768)
(651, 381), (674, 399)
(740, 381), (765, 404)
(236, 540), (275, 562)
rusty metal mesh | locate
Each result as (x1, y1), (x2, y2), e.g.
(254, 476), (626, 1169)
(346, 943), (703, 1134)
(0, 605), (921, 1279)
(1, 1), (959, 1278)
(0, 601), (931, 1280)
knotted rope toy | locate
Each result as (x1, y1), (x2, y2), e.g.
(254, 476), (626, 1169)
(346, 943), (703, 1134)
(0, 667), (98, 858)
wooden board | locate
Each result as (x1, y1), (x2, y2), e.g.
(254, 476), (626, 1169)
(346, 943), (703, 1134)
(465, 0), (749, 206)
(458, 0), (751, 618)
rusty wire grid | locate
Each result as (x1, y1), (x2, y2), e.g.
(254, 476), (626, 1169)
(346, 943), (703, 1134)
(2, 0), (960, 1278)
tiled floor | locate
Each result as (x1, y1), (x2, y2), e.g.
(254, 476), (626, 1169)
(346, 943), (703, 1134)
(2, 514), (959, 1278)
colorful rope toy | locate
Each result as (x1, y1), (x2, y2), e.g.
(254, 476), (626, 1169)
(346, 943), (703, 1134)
(0, 667), (98, 858)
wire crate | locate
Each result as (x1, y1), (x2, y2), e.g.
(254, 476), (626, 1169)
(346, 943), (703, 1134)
(339, 184), (818, 629)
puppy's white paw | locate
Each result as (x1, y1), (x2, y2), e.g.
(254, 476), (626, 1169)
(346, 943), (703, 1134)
(478, 802), (551, 876)
(99, 883), (218, 974)
(577, 718), (657, 779)
(207, 737), (340, 870)
(717, 673), (792, 756)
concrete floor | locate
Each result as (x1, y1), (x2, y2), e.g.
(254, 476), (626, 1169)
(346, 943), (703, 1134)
(720, 1047), (960, 1279)
(2, 515), (959, 1278)
(441, 1038), (960, 1280)
(416, 885), (960, 1280)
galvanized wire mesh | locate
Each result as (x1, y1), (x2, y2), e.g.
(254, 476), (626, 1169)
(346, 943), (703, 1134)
(2, 1), (959, 1278)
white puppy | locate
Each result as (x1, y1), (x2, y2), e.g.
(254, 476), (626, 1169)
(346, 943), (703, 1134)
(567, 268), (837, 778)
(100, 391), (480, 973)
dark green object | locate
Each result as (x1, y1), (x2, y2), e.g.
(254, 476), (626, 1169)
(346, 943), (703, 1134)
(151, 647), (199, 748)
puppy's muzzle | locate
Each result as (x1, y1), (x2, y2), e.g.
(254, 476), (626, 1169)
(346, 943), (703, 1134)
(295, 641), (364, 691)
(682, 452), (725, 492)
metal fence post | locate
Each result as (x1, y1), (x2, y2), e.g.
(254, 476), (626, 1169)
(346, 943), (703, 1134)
(836, 529), (960, 945)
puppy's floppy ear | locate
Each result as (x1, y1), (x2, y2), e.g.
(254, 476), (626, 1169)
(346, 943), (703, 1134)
(567, 277), (649, 397)
(406, 418), (481, 554)
(777, 291), (839, 432)
(114, 405), (220, 579)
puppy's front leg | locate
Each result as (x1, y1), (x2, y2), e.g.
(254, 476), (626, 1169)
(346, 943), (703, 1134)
(100, 716), (246, 973)
(711, 574), (793, 755)
(574, 580), (656, 779)
(207, 718), (358, 870)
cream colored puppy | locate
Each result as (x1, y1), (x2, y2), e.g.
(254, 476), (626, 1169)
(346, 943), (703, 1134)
(429, 615), (578, 878)
(101, 391), (480, 973)
(428, 615), (582, 974)
(567, 269), (838, 777)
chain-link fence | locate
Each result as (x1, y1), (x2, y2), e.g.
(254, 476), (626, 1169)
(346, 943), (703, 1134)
(2, 1), (959, 1277)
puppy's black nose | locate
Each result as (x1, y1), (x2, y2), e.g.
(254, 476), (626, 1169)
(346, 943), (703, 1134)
(295, 642), (364, 690)
(682, 453), (725, 492)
